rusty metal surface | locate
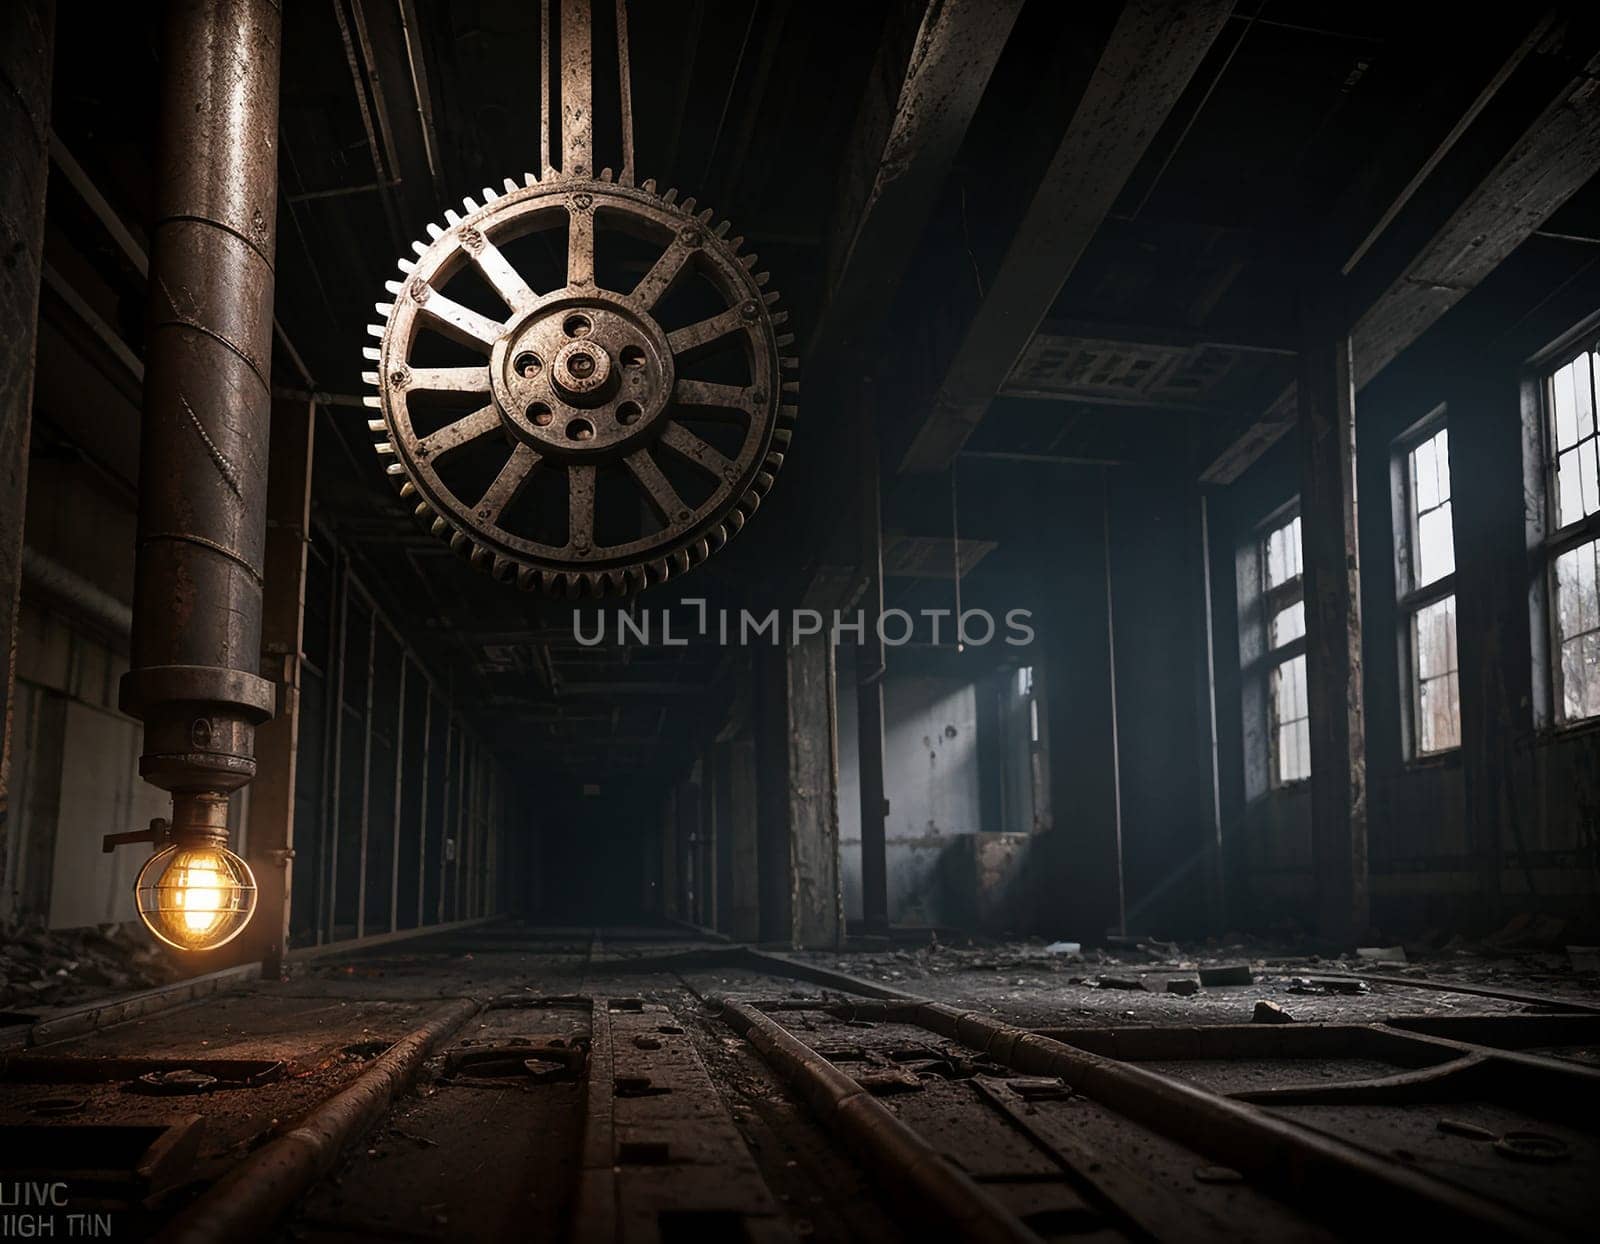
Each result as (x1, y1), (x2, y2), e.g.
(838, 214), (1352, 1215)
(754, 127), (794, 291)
(119, 0), (282, 836)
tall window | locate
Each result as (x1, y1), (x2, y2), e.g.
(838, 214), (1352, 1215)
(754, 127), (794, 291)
(1262, 512), (1309, 785)
(1394, 419), (1459, 755)
(1544, 343), (1600, 722)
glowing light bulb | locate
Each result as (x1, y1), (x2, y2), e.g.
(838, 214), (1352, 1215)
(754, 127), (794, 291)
(135, 843), (257, 951)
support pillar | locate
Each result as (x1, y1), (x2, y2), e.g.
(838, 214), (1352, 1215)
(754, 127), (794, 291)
(0, 0), (53, 913)
(855, 388), (889, 932)
(756, 636), (843, 948)
(240, 397), (315, 973)
(1449, 364), (1529, 925)
(722, 738), (759, 941)
(1298, 329), (1370, 942)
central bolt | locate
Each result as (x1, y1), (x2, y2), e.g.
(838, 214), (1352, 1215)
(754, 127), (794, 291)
(550, 337), (613, 405)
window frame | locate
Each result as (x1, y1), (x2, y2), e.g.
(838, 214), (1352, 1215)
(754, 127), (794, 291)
(1390, 408), (1460, 760)
(1535, 333), (1600, 729)
(1257, 504), (1309, 789)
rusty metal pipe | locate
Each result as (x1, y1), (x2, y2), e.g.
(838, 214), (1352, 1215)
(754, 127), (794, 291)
(158, 996), (479, 1243)
(710, 997), (1038, 1244)
(120, 0), (282, 845)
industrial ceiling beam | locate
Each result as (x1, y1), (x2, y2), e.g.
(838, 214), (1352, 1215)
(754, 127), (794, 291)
(1201, 31), (1600, 485)
(896, 0), (1234, 474)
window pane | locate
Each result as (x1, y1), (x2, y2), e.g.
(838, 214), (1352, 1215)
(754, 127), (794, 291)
(1264, 515), (1302, 590)
(1270, 599), (1305, 648)
(1557, 449), (1586, 529)
(1413, 595), (1460, 754)
(1554, 538), (1600, 723)
(1584, 441), (1600, 517)
(1270, 653), (1311, 784)
(1416, 501), (1455, 587)
(1435, 427), (1451, 503)
(1553, 357), (1581, 452)
(1412, 435), (1439, 512)
(1578, 354), (1597, 442)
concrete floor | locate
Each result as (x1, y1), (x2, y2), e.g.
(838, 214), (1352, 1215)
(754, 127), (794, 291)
(1, 924), (1597, 1241)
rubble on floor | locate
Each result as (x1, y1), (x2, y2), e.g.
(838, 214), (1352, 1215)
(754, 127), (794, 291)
(0, 919), (183, 1011)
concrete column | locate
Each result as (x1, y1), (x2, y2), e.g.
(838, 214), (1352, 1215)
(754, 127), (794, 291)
(855, 390), (889, 931)
(236, 397), (314, 973)
(1298, 330), (1370, 942)
(0, 0), (53, 912)
(756, 637), (843, 948)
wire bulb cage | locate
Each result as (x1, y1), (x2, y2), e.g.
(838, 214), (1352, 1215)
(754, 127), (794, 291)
(134, 842), (257, 951)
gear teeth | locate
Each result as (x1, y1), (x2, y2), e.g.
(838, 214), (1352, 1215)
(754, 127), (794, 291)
(367, 323), (385, 338)
(776, 333), (795, 347)
(504, 177), (520, 194)
(515, 566), (538, 591)
(482, 185), (498, 202)
(462, 196), (480, 213)
(714, 220), (730, 237)
(681, 197), (697, 215)
(384, 280), (403, 297)
(772, 311), (790, 326)
(690, 538), (710, 564)
(710, 524), (729, 552)
(694, 208), (712, 224)
(763, 291), (780, 305)
(386, 462), (405, 476)
(729, 235), (744, 252)
(782, 381), (799, 394)
(375, 302), (394, 318)
(375, 440), (394, 453)
(469, 543), (491, 569)
(397, 258), (415, 274)
(670, 549), (691, 576)
(431, 516), (449, 537)
(755, 271), (771, 287)
(772, 428), (791, 448)
(600, 167), (614, 182)
(414, 499), (432, 519)
(364, 347), (381, 361)
(412, 240), (428, 258)
(362, 370), (379, 385)
(779, 404), (798, 424)
(662, 188), (678, 205)
(642, 178), (657, 194)
(764, 451), (784, 471)
(780, 356), (798, 371)
(726, 509), (745, 534)
(524, 171), (538, 186)
(649, 556), (670, 583)
(449, 530), (470, 555)
(740, 254), (758, 270)
(368, 418), (385, 432)
(399, 481), (417, 500)
(754, 470), (775, 491)
(444, 208), (462, 226)
(426, 222), (444, 240)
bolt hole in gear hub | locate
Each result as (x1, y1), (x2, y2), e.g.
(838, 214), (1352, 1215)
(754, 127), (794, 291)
(363, 0), (798, 602)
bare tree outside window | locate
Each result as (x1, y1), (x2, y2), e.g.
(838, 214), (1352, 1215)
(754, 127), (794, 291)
(1393, 420), (1460, 756)
(1544, 345), (1600, 723)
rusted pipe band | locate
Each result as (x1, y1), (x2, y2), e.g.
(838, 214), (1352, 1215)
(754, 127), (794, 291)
(158, 996), (478, 1243)
(711, 997), (1036, 1244)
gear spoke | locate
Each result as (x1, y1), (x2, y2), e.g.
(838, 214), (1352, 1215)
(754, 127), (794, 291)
(630, 240), (692, 312)
(409, 366), (492, 394)
(420, 403), (502, 458)
(659, 422), (731, 477)
(625, 449), (689, 524)
(477, 443), (541, 524)
(673, 379), (753, 413)
(471, 238), (539, 313)
(568, 206), (595, 288)
(667, 304), (746, 357)
(568, 464), (596, 549)
(420, 289), (504, 351)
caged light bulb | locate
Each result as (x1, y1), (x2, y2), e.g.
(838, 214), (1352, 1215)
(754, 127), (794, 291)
(135, 842), (257, 951)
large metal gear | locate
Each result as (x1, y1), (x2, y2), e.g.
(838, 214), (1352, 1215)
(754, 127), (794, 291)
(363, 170), (797, 596)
